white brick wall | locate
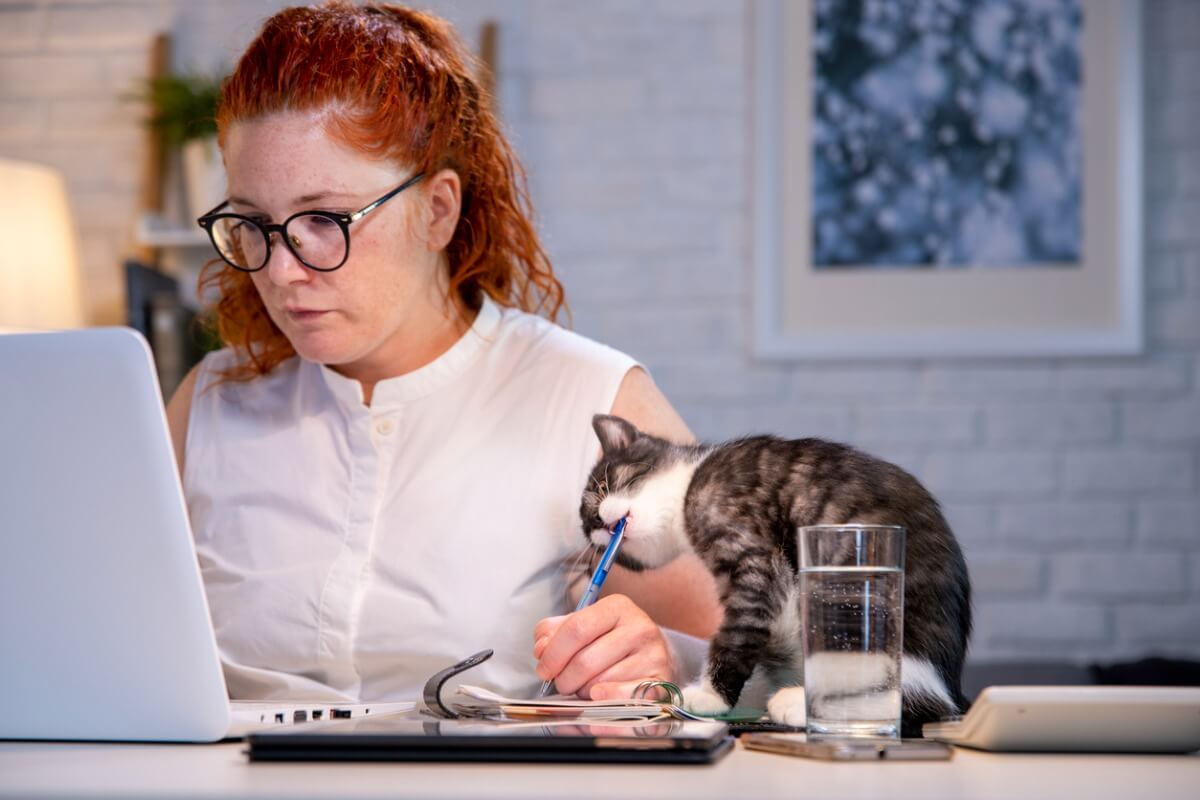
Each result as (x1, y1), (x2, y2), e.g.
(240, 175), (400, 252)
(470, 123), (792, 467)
(1138, 501), (1200, 546)
(1057, 356), (1190, 396)
(1055, 554), (1187, 600)
(3, 0), (1197, 667)
(1063, 450), (1194, 495)
(994, 501), (1135, 550)
(1116, 605), (1200, 650)
(967, 553), (1045, 598)
(975, 602), (1110, 647)
(984, 402), (1116, 445)
(925, 452), (1059, 499)
(855, 405), (978, 445)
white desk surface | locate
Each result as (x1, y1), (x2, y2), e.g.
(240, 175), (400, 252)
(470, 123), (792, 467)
(1, 739), (1197, 800)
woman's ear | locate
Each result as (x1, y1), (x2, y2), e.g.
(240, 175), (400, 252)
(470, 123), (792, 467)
(421, 168), (462, 251)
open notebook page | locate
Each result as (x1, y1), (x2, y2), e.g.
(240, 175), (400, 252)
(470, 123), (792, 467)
(452, 685), (678, 720)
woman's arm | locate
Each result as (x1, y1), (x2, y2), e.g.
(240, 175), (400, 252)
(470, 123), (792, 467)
(531, 366), (724, 700)
(600, 366), (723, 639)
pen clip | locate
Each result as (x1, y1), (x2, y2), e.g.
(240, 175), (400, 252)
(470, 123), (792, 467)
(422, 649), (493, 719)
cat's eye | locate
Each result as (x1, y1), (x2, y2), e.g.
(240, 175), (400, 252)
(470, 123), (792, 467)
(618, 465), (651, 486)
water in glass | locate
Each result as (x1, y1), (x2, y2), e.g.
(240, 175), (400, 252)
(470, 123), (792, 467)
(802, 565), (903, 738)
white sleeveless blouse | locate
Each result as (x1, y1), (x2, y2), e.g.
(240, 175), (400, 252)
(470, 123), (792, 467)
(184, 297), (637, 702)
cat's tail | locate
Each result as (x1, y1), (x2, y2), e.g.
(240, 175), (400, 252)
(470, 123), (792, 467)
(900, 655), (965, 738)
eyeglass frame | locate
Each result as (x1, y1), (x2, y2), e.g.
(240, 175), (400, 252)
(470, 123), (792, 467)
(196, 171), (426, 273)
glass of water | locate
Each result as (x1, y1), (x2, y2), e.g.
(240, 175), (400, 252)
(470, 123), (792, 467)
(799, 524), (905, 739)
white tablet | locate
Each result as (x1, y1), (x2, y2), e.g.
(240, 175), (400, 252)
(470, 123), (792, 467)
(924, 686), (1200, 753)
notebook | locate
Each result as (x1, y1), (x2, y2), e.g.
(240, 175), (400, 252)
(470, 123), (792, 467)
(0, 328), (413, 742)
(923, 686), (1200, 753)
(247, 714), (735, 764)
(421, 649), (708, 722)
(449, 684), (696, 720)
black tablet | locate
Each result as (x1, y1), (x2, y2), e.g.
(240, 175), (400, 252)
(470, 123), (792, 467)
(247, 715), (734, 764)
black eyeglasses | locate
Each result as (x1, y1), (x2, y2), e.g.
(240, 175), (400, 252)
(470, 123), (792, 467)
(196, 172), (426, 272)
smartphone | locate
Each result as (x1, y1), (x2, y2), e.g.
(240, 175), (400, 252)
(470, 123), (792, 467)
(742, 733), (953, 761)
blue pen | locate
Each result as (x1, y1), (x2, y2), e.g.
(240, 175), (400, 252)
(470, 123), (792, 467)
(536, 516), (627, 698)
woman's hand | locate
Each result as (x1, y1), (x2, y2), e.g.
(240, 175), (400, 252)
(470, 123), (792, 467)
(532, 594), (677, 700)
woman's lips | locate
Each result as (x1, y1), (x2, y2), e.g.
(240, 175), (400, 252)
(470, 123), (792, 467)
(284, 307), (330, 322)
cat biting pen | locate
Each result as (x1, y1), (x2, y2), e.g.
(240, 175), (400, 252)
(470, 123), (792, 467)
(578, 414), (972, 735)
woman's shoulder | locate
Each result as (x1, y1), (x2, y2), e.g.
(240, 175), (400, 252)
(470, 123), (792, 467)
(174, 349), (307, 438)
(189, 347), (303, 399)
(191, 346), (238, 382)
(491, 303), (635, 374)
(168, 348), (305, 472)
(164, 348), (240, 471)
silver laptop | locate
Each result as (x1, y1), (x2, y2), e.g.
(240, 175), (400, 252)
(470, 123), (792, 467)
(0, 327), (412, 742)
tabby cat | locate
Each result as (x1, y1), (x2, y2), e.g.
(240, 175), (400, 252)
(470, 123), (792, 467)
(579, 414), (972, 733)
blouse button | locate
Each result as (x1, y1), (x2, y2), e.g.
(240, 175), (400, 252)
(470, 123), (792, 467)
(374, 419), (394, 436)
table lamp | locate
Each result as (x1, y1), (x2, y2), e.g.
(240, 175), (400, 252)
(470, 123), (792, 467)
(0, 158), (86, 331)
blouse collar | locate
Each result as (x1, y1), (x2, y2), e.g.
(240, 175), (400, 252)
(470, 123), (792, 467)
(312, 295), (502, 411)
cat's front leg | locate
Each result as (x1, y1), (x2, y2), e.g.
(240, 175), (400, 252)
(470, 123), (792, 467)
(684, 552), (791, 712)
(766, 686), (806, 726)
(764, 641), (807, 726)
(682, 623), (767, 712)
(681, 675), (732, 715)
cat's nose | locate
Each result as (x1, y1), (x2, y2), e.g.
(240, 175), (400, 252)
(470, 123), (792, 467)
(600, 512), (629, 529)
(597, 497), (628, 527)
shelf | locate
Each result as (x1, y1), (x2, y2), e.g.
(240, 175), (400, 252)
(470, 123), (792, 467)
(136, 213), (209, 248)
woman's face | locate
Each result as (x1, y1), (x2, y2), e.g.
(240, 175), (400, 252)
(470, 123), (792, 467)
(222, 109), (460, 378)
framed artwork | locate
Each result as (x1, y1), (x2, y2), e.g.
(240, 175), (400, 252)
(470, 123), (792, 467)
(752, 0), (1143, 360)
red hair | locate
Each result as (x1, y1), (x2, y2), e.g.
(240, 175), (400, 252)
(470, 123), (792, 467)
(200, 1), (565, 380)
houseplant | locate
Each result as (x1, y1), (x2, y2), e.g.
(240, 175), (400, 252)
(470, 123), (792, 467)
(141, 72), (225, 219)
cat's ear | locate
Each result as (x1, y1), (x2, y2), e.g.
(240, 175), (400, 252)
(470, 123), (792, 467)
(593, 414), (640, 453)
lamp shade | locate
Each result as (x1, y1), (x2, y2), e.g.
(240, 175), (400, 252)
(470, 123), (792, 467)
(0, 158), (86, 330)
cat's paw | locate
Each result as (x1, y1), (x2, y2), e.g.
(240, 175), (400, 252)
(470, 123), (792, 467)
(681, 681), (731, 715)
(766, 685), (807, 727)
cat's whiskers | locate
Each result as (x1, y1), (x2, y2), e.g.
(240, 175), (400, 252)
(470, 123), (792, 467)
(561, 542), (599, 596)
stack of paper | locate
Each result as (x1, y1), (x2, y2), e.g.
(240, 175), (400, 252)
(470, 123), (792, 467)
(451, 685), (703, 721)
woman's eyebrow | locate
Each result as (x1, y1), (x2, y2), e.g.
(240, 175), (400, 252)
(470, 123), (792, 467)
(293, 190), (355, 204)
(228, 191), (356, 208)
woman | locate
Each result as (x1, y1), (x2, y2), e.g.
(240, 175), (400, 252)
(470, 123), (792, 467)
(166, 1), (720, 704)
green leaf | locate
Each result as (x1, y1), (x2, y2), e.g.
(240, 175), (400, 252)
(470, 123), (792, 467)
(130, 72), (224, 146)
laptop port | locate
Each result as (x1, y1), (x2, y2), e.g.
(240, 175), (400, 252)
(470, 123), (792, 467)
(293, 710), (307, 723)
(274, 712), (285, 724)
(331, 708), (352, 719)
(312, 710), (323, 721)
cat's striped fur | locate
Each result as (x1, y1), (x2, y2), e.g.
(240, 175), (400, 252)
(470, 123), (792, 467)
(579, 415), (972, 735)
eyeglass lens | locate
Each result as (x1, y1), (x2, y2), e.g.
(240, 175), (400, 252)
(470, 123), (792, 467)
(210, 214), (347, 271)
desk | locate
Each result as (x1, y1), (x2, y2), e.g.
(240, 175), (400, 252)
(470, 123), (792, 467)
(1, 740), (1197, 799)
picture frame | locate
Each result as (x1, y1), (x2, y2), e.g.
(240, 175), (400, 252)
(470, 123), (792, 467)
(751, 0), (1143, 360)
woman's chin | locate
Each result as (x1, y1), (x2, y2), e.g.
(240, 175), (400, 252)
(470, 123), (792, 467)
(288, 332), (355, 366)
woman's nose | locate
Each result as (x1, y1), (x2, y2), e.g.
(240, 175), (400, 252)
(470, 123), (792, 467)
(264, 232), (309, 286)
